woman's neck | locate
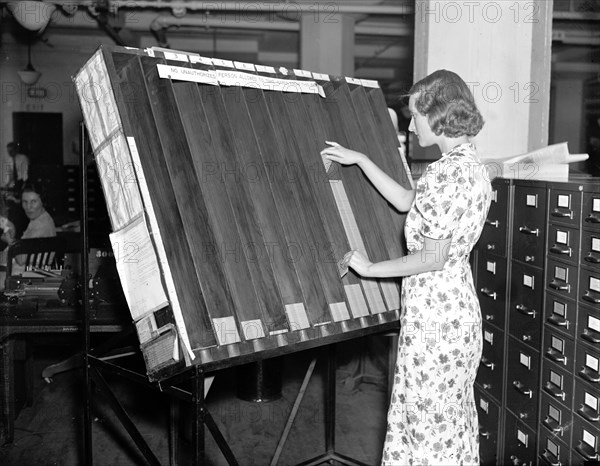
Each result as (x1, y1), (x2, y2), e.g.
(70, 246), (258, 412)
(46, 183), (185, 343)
(437, 136), (470, 154)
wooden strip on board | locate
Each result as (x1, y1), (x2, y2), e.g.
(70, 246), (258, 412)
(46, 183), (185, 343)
(109, 52), (218, 350)
(233, 77), (330, 326)
(193, 67), (291, 334)
(265, 70), (350, 317)
(139, 56), (274, 345)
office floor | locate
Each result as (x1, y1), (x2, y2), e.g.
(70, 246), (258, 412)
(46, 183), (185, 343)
(0, 337), (390, 466)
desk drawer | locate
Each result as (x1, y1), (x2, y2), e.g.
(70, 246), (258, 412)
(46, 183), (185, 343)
(540, 391), (573, 443)
(579, 267), (600, 308)
(476, 254), (508, 329)
(544, 293), (577, 340)
(581, 229), (600, 271)
(546, 258), (579, 301)
(547, 223), (580, 266)
(512, 185), (547, 267)
(577, 303), (600, 349)
(541, 359), (574, 410)
(506, 338), (540, 426)
(574, 378), (600, 428)
(548, 187), (582, 228)
(510, 263), (543, 347)
(504, 414), (536, 466)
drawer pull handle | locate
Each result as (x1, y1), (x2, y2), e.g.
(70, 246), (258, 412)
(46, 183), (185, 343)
(510, 455), (523, 465)
(485, 219), (499, 228)
(513, 380), (532, 398)
(519, 226), (539, 236)
(525, 255), (535, 262)
(480, 288), (497, 300)
(546, 348), (567, 365)
(484, 314), (494, 321)
(584, 253), (600, 264)
(481, 357), (495, 370)
(585, 214), (600, 224)
(575, 441), (599, 461)
(516, 304), (536, 318)
(582, 329), (600, 344)
(542, 449), (562, 466)
(479, 430), (491, 439)
(522, 335), (531, 341)
(547, 315), (569, 329)
(551, 208), (572, 219)
(486, 244), (496, 251)
(579, 367), (600, 384)
(544, 381), (566, 401)
(543, 416), (563, 434)
(582, 292), (600, 304)
(578, 405), (600, 423)
(549, 280), (570, 292)
(482, 383), (492, 390)
(550, 245), (571, 256)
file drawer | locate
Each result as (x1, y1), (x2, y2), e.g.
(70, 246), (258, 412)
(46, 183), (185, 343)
(510, 263), (544, 348)
(540, 392), (572, 443)
(478, 179), (511, 257)
(541, 359), (574, 410)
(544, 293), (577, 340)
(547, 223), (580, 266)
(476, 254), (508, 329)
(581, 228), (600, 270)
(577, 304), (600, 349)
(543, 328), (575, 373)
(476, 389), (500, 466)
(477, 323), (505, 402)
(539, 432), (570, 466)
(575, 342), (600, 387)
(574, 379), (600, 429)
(548, 187), (582, 228)
(513, 185), (547, 267)
(579, 267), (600, 308)
(572, 415), (600, 462)
(546, 258), (579, 301)
(506, 339), (540, 426)
(504, 414), (537, 466)
(582, 191), (600, 226)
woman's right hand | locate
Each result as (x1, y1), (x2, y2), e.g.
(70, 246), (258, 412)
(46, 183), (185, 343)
(320, 141), (367, 166)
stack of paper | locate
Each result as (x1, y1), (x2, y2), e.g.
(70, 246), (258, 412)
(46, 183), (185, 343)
(484, 142), (588, 181)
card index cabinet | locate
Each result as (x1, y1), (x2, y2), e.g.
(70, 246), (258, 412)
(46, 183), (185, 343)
(473, 176), (600, 465)
(74, 45), (409, 380)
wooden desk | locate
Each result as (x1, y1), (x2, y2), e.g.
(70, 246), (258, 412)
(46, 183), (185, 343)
(0, 297), (126, 445)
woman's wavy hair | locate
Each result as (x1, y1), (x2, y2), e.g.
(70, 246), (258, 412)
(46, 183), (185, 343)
(408, 69), (484, 138)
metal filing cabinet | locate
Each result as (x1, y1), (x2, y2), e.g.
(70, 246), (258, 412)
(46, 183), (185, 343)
(473, 176), (600, 465)
(539, 178), (600, 466)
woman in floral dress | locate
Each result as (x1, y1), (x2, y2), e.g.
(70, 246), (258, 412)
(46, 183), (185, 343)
(321, 69), (492, 465)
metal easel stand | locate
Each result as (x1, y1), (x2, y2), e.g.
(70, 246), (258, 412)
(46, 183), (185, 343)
(272, 345), (370, 466)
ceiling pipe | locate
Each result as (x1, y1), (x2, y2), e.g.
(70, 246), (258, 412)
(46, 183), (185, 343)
(49, 1), (415, 16)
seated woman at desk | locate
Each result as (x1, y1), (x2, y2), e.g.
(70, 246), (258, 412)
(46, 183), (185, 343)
(0, 183), (56, 282)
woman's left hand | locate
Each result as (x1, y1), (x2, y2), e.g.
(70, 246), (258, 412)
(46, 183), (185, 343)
(343, 249), (373, 277)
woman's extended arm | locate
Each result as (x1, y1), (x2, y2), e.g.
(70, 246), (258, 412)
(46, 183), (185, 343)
(343, 236), (452, 278)
(320, 142), (415, 212)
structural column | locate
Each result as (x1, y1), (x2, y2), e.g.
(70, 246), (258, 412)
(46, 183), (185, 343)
(300, 13), (355, 77)
(412, 0), (553, 159)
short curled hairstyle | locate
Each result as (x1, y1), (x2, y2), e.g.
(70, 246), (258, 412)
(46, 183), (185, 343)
(408, 69), (484, 138)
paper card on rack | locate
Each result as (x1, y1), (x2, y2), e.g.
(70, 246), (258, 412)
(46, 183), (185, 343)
(109, 214), (169, 321)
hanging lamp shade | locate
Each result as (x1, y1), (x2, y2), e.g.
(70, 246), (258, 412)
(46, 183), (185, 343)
(17, 39), (41, 86)
(6, 1), (56, 33)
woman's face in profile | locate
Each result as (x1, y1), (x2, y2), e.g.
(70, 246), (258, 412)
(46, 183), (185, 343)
(408, 93), (436, 148)
(21, 192), (44, 220)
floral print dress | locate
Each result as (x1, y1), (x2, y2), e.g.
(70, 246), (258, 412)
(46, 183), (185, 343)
(382, 143), (492, 466)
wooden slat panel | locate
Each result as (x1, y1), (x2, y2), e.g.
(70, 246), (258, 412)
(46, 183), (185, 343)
(110, 53), (219, 349)
(169, 62), (288, 337)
